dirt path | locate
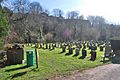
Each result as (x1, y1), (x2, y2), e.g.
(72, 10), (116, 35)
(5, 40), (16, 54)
(50, 64), (120, 80)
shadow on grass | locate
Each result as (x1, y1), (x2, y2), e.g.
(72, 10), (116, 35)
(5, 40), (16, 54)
(65, 53), (72, 56)
(11, 71), (27, 79)
(5, 65), (29, 72)
(72, 54), (79, 57)
(7, 67), (38, 79)
(49, 49), (53, 51)
(78, 56), (85, 59)
(58, 51), (65, 54)
(100, 60), (110, 63)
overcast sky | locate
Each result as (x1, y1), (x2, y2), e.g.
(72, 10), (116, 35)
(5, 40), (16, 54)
(30, 0), (120, 24)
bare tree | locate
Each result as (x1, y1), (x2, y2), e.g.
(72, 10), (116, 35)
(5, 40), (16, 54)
(29, 2), (43, 14)
(43, 8), (50, 15)
(79, 15), (84, 20)
(87, 15), (106, 40)
(66, 11), (79, 19)
(9, 0), (29, 13)
(87, 15), (95, 27)
(52, 8), (64, 17)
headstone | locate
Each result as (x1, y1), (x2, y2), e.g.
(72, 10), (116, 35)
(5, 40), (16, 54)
(74, 48), (80, 56)
(89, 45), (92, 50)
(49, 44), (51, 50)
(62, 45), (66, 52)
(87, 43), (89, 48)
(60, 43), (62, 48)
(52, 44), (55, 50)
(100, 46), (104, 51)
(91, 46), (97, 50)
(82, 49), (87, 58)
(35, 43), (38, 48)
(79, 44), (82, 49)
(40, 43), (42, 48)
(46, 44), (48, 49)
(104, 45), (112, 57)
(22, 45), (24, 48)
(90, 50), (96, 61)
(43, 43), (45, 46)
(30, 43), (32, 46)
(68, 44), (71, 50)
(68, 47), (73, 55)
(83, 43), (86, 49)
(94, 46), (97, 50)
(54, 43), (56, 47)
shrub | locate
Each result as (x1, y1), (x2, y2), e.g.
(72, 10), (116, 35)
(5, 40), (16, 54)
(0, 9), (9, 49)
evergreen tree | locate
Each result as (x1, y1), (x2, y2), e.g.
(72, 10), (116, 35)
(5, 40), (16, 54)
(0, 9), (8, 48)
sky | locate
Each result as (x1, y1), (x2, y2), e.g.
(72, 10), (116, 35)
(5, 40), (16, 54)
(30, 0), (120, 24)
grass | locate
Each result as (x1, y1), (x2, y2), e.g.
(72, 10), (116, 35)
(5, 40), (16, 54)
(0, 44), (108, 80)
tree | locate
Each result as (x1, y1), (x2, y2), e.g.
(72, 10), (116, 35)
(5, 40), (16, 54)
(0, 9), (9, 47)
(52, 8), (64, 17)
(29, 2), (43, 14)
(87, 15), (107, 40)
(43, 8), (50, 15)
(0, 9), (8, 37)
(79, 15), (84, 20)
(66, 11), (79, 19)
(87, 15), (95, 27)
(9, 0), (30, 13)
(45, 32), (53, 42)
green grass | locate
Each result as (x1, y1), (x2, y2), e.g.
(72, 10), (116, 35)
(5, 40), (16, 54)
(0, 45), (107, 80)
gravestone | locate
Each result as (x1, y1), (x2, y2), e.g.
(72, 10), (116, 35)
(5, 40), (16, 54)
(56, 43), (58, 48)
(74, 48), (80, 56)
(46, 44), (48, 49)
(83, 44), (86, 49)
(87, 43), (89, 48)
(94, 46), (97, 50)
(52, 44), (55, 50)
(62, 45), (66, 52)
(49, 44), (51, 50)
(43, 43), (45, 46)
(22, 45), (24, 48)
(89, 45), (92, 50)
(60, 43), (62, 48)
(35, 43), (38, 48)
(91, 46), (97, 50)
(30, 43), (32, 46)
(68, 44), (71, 50)
(90, 50), (96, 61)
(40, 43), (42, 48)
(102, 45), (112, 62)
(105, 45), (112, 56)
(79, 44), (82, 49)
(100, 46), (104, 51)
(68, 47), (73, 55)
(54, 43), (56, 47)
(82, 49), (87, 58)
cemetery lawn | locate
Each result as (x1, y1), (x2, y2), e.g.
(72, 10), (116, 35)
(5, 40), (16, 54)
(0, 45), (108, 80)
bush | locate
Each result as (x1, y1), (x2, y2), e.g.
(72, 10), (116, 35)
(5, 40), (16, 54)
(0, 39), (3, 49)
(45, 32), (53, 42)
(0, 9), (9, 48)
